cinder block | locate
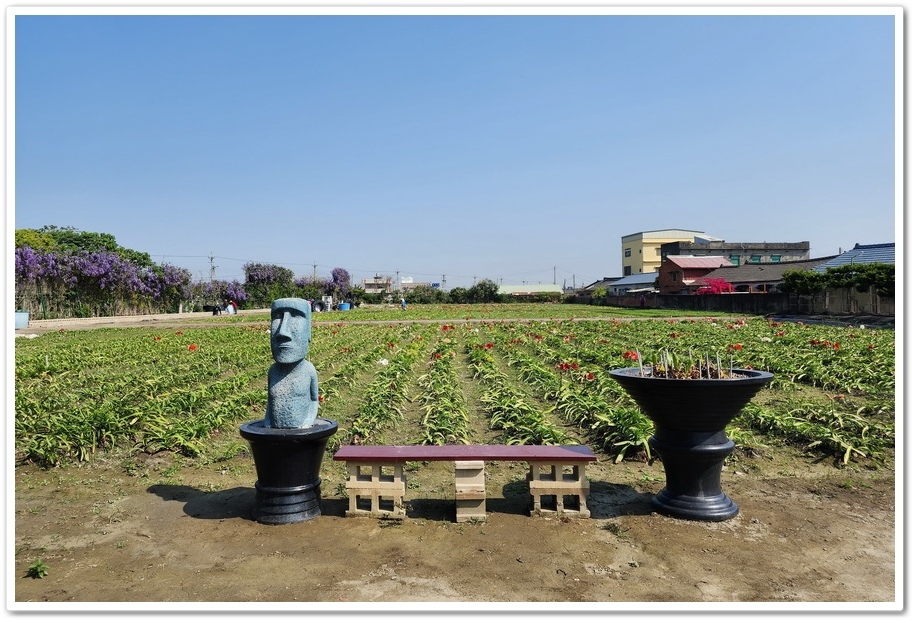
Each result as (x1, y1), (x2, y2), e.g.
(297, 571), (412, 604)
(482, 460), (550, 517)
(455, 460), (486, 522)
(344, 461), (407, 518)
(527, 461), (591, 518)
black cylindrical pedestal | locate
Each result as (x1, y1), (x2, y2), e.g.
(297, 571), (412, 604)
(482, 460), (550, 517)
(649, 428), (738, 521)
(239, 418), (338, 525)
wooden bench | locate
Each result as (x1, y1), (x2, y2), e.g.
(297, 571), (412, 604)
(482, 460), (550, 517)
(332, 444), (596, 522)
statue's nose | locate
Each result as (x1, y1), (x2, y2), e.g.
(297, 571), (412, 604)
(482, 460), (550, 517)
(276, 312), (293, 339)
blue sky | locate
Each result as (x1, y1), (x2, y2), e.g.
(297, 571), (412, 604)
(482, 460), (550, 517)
(10, 6), (900, 290)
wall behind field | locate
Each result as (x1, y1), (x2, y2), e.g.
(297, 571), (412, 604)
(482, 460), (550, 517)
(575, 287), (894, 316)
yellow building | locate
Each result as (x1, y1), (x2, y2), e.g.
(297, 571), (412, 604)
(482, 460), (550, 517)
(621, 229), (719, 276)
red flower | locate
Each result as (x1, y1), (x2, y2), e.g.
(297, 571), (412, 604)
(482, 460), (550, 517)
(669, 333), (680, 338)
(833, 342), (841, 350)
(622, 351), (639, 361)
(175, 331), (183, 335)
(154, 336), (162, 342)
(484, 343), (494, 349)
(868, 344), (876, 349)
(318, 395), (324, 403)
(585, 372), (595, 381)
(188, 344), (198, 351)
(776, 331), (785, 337)
(728, 343), (742, 351)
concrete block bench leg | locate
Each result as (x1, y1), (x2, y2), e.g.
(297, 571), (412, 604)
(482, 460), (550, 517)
(454, 460), (486, 522)
(527, 461), (591, 518)
(344, 462), (407, 518)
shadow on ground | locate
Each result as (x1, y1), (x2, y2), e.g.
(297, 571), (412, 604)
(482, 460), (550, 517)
(147, 478), (654, 523)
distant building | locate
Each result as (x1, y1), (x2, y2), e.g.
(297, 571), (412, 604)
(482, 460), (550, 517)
(700, 256), (837, 293)
(606, 272), (658, 294)
(621, 229), (720, 276)
(399, 277), (432, 294)
(813, 242), (894, 272)
(579, 277), (622, 293)
(498, 284), (564, 299)
(660, 240), (810, 266)
(363, 274), (393, 295)
(658, 256), (732, 295)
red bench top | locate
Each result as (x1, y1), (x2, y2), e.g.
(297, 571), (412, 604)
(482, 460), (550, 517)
(333, 444), (596, 462)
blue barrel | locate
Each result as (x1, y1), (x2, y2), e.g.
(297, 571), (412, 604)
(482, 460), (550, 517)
(338, 303), (351, 311)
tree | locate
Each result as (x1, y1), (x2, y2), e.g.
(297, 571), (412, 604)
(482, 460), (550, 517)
(447, 287), (470, 304)
(695, 277), (735, 295)
(37, 225), (154, 268)
(781, 269), (825, 295)
(243, 262), (296, 307)
(330, 267), (351, 299)
(467, 279), (501, 303)
(780, 264), (893, 298)
(405, 284), (446, 304)
(15, 229), (56, 251)
(823, 264), (894, 297)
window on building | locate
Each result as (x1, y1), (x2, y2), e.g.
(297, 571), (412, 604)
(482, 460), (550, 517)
(623, 266), (631, 276)
(730, 255), (740, 265)
(624, 248), (631, 258)
(671, 272), (679, 282)
(770, 255), (781, 262)
(655, 247), (661, 256)
(750, 255), (761, 263)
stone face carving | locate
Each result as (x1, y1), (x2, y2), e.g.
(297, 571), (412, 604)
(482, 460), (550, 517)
(265, 298), (319, 428)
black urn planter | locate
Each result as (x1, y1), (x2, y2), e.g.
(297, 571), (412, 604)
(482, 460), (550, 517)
(609, 367), (773, 521)
(238, 418), (338, 525)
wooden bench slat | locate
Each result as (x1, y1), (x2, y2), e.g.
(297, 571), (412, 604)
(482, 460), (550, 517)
(333, 444), (596, 463)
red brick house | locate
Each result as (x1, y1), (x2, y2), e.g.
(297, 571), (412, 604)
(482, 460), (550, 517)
(658, 256), (733, 295)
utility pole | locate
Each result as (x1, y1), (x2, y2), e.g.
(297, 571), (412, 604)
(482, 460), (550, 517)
(442, 274), (446, 290)
(313, 262), (317, 280)
(208, 252), (218, 282)
(553, 266), (556, 285)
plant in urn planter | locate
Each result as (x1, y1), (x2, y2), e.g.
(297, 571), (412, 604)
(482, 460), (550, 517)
(239, 298), (338, 524)
(609, 350), (773, 521)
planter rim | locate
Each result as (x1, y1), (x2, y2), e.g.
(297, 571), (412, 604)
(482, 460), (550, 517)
(609, 366), (773, 385)
(239, 418), (338, 442)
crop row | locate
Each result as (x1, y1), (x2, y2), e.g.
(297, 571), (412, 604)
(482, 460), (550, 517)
(14, 316), (895, 467)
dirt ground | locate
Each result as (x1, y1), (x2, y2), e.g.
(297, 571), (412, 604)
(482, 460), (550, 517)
(10, 313), (901, 614)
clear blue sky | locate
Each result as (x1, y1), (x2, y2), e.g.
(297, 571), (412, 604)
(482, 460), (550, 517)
(11, 6), (900, 290)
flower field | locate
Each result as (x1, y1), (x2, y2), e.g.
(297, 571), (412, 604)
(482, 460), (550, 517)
(14, 309), (896, 470)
